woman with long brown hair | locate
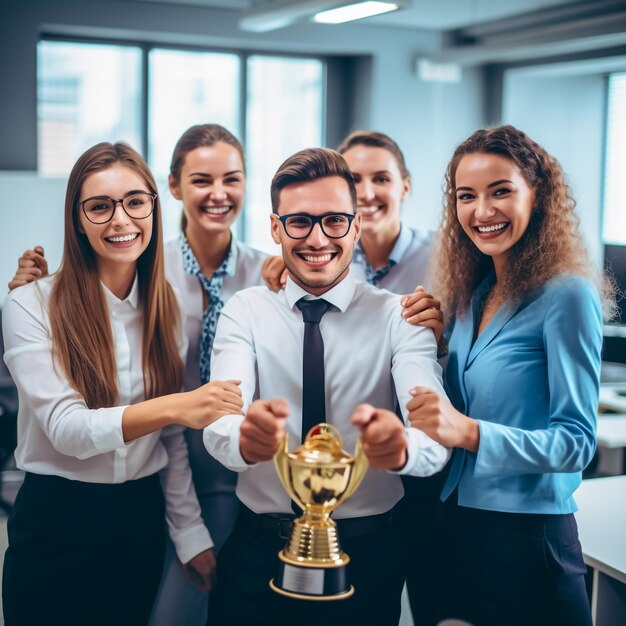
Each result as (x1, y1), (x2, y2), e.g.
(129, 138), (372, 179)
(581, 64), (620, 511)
(407, 125), (613, 625)
(1, 142), (242, 626)
(9, 125), (268, 626)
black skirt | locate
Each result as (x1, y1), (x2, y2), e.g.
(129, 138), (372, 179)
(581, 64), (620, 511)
(3, 471), (166, 626)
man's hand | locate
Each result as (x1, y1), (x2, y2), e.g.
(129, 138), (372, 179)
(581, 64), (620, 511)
(351, 404), (408, 471)
(261, 255), (288, 292)
(8, 246), (49, 290)
(407, 387), (479, 452)
(182, 548), (217, 592)
(239, 399), (289, 464)
(400, 286), (444, 343)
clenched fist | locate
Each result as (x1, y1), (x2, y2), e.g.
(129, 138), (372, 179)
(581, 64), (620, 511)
(240, 398), (289, 464)
(351, 404), (408, 471)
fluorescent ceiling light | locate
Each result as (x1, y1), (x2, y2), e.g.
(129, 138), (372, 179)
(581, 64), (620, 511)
(313, 1), (399, 24)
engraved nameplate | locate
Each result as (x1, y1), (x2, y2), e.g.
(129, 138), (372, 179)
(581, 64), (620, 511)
(281, 564), (324, 595)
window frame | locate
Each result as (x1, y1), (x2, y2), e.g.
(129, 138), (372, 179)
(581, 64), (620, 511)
(37, 34), (329, 243)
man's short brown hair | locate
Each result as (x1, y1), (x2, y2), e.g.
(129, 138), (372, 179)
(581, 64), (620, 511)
(270, 147), (357, 213)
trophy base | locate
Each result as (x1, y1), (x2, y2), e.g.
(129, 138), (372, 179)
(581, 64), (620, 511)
(270, 559), (354, 601)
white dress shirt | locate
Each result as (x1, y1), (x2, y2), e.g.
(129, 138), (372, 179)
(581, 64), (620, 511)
(2, 275), (210, 563)
(164, 237), (267, 392)
(351, 224), (435, 292)
(204, 272), (450, 518)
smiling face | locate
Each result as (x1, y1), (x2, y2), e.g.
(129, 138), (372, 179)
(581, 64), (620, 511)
(342, 145), (409, 238)
(169, 142), (245, 238)
(78, 163), (153, 287)
(455, 152), (536, 275)
(270, 176), (360, 296)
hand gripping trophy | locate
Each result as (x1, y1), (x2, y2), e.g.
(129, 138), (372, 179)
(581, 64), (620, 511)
(270, 423), (369, 601)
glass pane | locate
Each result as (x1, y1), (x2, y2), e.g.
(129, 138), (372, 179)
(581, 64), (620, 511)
(38, 41), (142, 177)
(603, 73), (626, 245)
(149, 49), (241, 243)
(246, 55), (324, 252)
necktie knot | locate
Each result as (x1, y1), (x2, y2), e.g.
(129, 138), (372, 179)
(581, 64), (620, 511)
(296, 298), (331, 324)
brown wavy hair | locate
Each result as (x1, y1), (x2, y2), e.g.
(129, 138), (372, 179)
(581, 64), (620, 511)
(433, 124), (614, 317)
(49, 142), (183, 408)
(169, 123), (246, 233)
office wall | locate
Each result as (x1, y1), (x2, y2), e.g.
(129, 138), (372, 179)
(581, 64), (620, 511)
(0, 173), (66, 299)
(0, 2), (484, 299)
(502, 69), (607, 263)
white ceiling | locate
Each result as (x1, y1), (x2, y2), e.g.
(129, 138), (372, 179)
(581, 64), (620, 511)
(131, 0), (581, 31)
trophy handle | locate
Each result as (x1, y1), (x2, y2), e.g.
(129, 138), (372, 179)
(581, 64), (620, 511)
(273, 434), (307, 512)
(339, 437), (369, 503)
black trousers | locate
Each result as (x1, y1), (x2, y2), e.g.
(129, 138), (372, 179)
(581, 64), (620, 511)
(395, 468), (449, 626)
(3, 472), (166, 626)
(207, 504), (405, 626)
(440, 497), (592, 626)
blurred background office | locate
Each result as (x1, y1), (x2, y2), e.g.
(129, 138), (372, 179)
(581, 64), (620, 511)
(0, 1), (625, 624)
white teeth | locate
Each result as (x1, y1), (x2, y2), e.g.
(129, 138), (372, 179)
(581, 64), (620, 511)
(477, 223), (507, 233)
(357, 206), (380, 215)
(302, 254), (332, 263)
(203, 206), (231, 215)
(107, 233), (139, 243)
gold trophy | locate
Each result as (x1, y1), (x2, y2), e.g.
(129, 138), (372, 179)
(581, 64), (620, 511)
(270, 423), (368, 601)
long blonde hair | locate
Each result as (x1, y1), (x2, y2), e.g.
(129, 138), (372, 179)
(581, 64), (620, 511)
(49, 142), (183, 408)
(433, 125), (615, 318)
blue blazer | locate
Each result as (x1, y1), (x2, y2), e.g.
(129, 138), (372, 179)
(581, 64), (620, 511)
(441, 274), (602, 514)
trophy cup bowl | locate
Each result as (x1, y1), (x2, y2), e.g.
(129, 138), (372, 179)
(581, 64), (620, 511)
(269, 423), (369, 601)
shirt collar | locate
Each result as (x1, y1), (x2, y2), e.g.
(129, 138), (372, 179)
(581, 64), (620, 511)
(285, 271), (356, 313)
(354, 223), (412, 266)
(179, 231), (239, 278)
(101, 272), (140, 309)
(388, 223), (413, 265)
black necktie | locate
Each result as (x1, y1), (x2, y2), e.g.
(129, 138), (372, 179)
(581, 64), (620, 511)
(292, 298), (331, 516)
(296, 298), (332, 442)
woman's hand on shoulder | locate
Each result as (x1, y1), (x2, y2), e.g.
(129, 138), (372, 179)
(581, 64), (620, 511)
(400, 286), (444, 343)
(178, 380), (243, 429)
(8, 246), (49, 290)
(262, 255), (288, 292)
(406, 386), (479, 452)
(182, 547), (217, 592)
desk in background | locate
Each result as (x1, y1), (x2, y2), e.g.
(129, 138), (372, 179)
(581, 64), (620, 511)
(599, 383), (626, 414)
(596, 415), (626, 474)
(575, 476), (626, 626)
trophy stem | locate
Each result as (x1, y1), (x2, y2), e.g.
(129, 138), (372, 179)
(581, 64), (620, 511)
(284, 517), (348, 566)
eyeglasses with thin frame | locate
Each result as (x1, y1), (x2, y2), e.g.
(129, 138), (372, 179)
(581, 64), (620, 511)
(79, 192), (157, 224)
(276, 212), (356, 240)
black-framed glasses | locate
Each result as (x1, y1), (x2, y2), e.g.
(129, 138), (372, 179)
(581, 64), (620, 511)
(79, 192), (157, 224)
(276, 212), (356, 239)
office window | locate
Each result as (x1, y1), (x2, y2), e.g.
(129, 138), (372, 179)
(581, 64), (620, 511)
(149, 49), (241, 241)
(37, 41), (142, 176)
(245, 56), (324, 251)
(603, 73), (626, 245)
(38, 40), (325, 247)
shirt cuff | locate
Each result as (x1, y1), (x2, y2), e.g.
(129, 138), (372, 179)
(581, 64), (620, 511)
(203, 414), (253, 472)
(392, 427), (451, 477)
(170, 522), (213, 565)
(82, 406), (126, 458)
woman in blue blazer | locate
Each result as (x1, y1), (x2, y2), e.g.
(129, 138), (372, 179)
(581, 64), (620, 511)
(407, 125), (615, 626)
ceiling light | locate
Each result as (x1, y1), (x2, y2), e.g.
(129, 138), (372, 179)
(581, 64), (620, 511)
(313, 1), (399, 24)
(239, 1), (405, 33)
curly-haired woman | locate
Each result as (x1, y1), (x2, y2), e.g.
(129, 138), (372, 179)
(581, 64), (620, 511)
(407, 125), (615, 626)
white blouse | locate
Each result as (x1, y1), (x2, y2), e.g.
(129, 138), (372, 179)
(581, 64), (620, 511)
(2, 274), (210, 563)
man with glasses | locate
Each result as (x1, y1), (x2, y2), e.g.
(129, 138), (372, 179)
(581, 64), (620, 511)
(203, 148), (449, 626)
